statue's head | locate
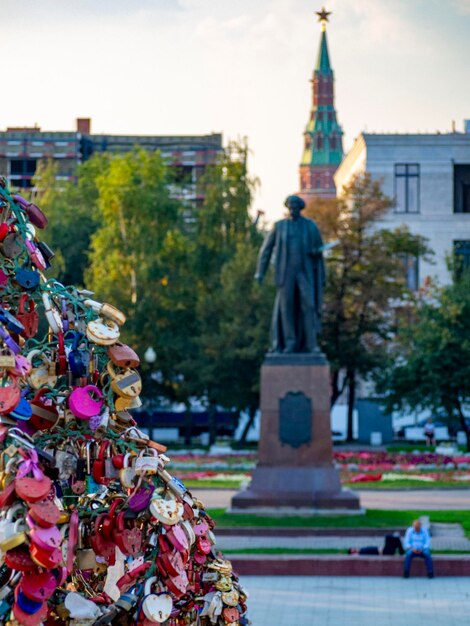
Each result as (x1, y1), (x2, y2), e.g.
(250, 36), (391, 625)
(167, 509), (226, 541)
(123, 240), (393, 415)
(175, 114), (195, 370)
(284, 195), (305, 219)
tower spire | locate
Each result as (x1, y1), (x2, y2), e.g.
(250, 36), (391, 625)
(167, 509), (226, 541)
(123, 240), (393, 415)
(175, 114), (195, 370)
(298, 7), (343, 202)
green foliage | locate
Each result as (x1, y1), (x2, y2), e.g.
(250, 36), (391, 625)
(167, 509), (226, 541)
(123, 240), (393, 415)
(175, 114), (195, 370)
(305, 174), (432, 440)
(32, 157), (107, 286)
(376, 270), (470, 448)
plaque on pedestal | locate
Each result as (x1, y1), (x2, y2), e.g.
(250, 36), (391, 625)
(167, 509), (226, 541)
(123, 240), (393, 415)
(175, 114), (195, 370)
(231, 353), (361, 512)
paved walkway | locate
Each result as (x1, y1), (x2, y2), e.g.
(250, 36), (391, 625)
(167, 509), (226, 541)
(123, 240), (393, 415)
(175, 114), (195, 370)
(241, 576), (470, 626)
(193, 488), (470, 510)
(216, 531), (470, 552)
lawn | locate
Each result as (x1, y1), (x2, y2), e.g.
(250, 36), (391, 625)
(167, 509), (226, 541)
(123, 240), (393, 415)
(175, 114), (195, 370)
(208, 508), (470, 535)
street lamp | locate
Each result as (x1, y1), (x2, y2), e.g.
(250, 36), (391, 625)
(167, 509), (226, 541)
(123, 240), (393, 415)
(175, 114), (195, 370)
(144, 347), (157, 364)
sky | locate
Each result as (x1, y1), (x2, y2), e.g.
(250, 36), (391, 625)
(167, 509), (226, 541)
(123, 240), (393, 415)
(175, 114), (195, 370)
(2, 0), (470, 222)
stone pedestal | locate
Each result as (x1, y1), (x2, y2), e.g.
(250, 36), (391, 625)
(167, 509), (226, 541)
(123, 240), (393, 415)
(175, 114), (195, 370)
(231, 352), (360, 512)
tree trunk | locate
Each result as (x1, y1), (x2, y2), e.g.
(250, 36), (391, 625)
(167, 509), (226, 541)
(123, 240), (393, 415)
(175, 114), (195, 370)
(347, 369), (356, 442)
(208, 404), (217, 447)
(238, 407), (257, 445)
(331, 369), (347, 408)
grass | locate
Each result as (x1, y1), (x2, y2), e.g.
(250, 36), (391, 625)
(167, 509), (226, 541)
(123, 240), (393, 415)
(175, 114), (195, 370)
(343, 480), (469, 490)
(222, 547), (470, 555)
(182, 480), (244, 489)
(208, 508), (470, 535)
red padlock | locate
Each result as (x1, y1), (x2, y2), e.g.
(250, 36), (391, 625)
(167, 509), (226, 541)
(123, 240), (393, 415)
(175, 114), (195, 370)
(17, 294), (39, 339)
(20, 571), (57, 602)
(91, 514), (116, 564)
(93, 440), (111, 485)
(30, 544), (63, 569)
(100, 498), (123, 539)
(113, 511), (142, 557)
(29, 388), (59, 431)
(29, 499), (61, 527)
(15, 476), (52, 504)
(4, 546), (36, 572)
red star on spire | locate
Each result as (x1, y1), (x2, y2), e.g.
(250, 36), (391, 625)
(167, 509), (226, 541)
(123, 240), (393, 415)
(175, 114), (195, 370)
(315, 6), (331, 30)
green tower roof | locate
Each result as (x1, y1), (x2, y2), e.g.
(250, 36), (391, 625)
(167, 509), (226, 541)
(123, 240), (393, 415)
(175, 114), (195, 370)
(315, 30), (332, 74)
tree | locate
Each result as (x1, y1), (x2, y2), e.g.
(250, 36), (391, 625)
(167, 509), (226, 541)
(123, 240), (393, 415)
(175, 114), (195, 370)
(32, 156), (108, 286)
(305, 173), (432, 441)
(376, 267), (470, 450)
(84, 148), (197, 398)
(178, 141), (264, 442)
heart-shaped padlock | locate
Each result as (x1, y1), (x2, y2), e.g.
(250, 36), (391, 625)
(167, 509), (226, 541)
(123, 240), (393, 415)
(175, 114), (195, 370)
(15, 263), (40, 291)
(29, 523), (62, 552)
(20, 571), (57, 602)
(68, 385), (103, 419)
(142, 576), (173, 623)
(113, 512), (142, 557)
(150, 494), (184, 526)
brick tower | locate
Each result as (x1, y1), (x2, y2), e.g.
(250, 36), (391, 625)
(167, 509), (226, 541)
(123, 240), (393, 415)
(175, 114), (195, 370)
(299, 7), (343, 201)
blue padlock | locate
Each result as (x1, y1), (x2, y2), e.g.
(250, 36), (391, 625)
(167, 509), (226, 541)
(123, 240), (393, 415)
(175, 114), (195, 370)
(9, 397), (32, 421)
(16, 590), (43, 615)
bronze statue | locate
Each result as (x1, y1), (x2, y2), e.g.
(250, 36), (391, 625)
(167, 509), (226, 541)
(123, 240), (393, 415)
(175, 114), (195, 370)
(255, 195), (325, 353)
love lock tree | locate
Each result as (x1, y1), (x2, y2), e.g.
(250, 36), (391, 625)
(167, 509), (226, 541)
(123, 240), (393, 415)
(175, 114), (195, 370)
(0, 178), (249, 625)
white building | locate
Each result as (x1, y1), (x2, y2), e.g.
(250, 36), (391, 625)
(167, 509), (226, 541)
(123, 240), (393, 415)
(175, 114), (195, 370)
(334, 129), (470, 286)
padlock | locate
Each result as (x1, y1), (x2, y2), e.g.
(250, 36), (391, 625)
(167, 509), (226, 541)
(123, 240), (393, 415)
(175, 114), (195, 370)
(29, 387), (59, 431)
(68, 332), (90, 378)
(134, 448), (161, 476)
(0, 306), (25, 335)
(69, 385), (103, 420)
(12, 195), (48, 229)
(14, 263), (40, 291)
(113, 512), (142, 557)
(83, 299), (126, 327)
(1, 232), (23, 258)
(26, 349), (57, 390)
(107, 362), (142, 398)
(15, 475), (52, 504)
(76, 523), (98, 571)
(0, 373), (21, 415)
(107, 343), (140, 369)
(24, 239), (47, 271)
(86, 317), (120, 346)
(16, 295), (39, 338)
(0, 346), (16, 369)
(119, 453), (137, 489)
(141, 576), (173, 624)
(41, 292), (63, 334)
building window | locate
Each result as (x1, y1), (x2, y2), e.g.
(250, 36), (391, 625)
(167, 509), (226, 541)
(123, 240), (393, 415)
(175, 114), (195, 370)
(330, 135), (337, 150)
(394, 164), (419, 213)
(454, 164), (470, 213)
(400, 254), (419, 291)
(315, 134), (324, 150)
(454, 240), (470, 275)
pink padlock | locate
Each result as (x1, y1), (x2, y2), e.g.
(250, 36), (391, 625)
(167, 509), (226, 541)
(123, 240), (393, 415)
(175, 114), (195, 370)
(68, 385), (104, 419)
(165, 524), (189, 553)
(29, 524), (62, 552)
(24, 239), (47, 271)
